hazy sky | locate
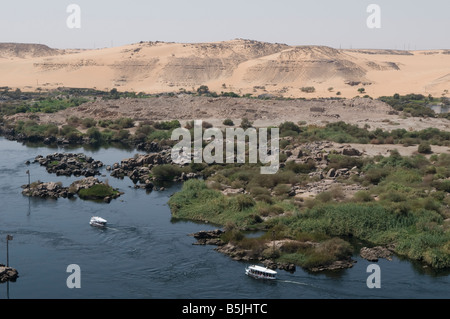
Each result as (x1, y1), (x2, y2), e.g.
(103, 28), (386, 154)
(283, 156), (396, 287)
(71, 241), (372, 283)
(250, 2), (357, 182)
(0, 0), (449, 50)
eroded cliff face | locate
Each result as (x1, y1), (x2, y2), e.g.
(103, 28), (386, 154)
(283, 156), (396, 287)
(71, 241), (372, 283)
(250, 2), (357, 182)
(0, 43), (63, 59)
(1, 39), (449, 98)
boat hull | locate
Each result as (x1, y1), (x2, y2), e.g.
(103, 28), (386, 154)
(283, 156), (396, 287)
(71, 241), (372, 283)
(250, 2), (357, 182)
(90, 216), (107, 228)
(90, 222), (106, 228)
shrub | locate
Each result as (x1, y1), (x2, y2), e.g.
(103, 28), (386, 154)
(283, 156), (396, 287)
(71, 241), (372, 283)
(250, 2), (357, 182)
(117, 117), (135, 129)
(363, 167), (390, 184)
(353, 191), (373, 202)
(235, 194), (255, 211)
(285, 160), (316, 174)
(327, 154), (363, 170)
(223, 119), (234, 126)
(255, 194), (273, 204)
(114, 129), (130, 141)
(433, 180), (450, 193)
(249, 186), (270, 197)
(202, 121), (213, 129)
(67, 116), (81, 126)
(78, 184), (118, 199)
(197, 85), (210, 95)
(154, 120), (181, 130)
(147, 130), (170, 141)
(60, 125), (79, 136)
(273, 184), (292, 197)
(86, 127), (103, 144)
(279, 121), (301, 134)
(98, 119), (113, 128)
(152, 164), (183, 181)
(81, 118), (97, 128)
(240, 118), (253, 130)
(316, 237), (353, 259)
(418, 142), (432, 154)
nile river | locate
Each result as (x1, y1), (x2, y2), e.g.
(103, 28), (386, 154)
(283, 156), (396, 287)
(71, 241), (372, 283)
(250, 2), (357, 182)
(0, 137), (449, 299)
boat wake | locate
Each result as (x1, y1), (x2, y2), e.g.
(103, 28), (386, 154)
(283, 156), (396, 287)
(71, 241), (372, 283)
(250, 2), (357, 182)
(278, 280), (310, 286)
(103, 226), (119, 231)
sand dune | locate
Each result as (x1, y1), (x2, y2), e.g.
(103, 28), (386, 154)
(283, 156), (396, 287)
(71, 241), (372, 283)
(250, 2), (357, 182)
(0, 39), (449, 98)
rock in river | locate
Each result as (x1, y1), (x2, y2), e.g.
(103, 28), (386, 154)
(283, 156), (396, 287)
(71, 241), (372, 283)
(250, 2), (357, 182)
(33, 153), (103, 177)
(0, 265), (19, 282)
(360, 246), (393, 262)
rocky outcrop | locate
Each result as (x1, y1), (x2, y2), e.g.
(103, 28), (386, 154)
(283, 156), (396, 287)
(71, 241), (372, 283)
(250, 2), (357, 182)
(360, 246), (393, 262)
(109, 152), (171, 187)
(136, 141), (162, 153)
(21, 181), (75, 199)
(214, 242), (256, 261)
(215, 243), (297, 272)
(308, 258), (356, 272)
(0, 265), (19, 282)
(33, 153), (103, 177)
(190, 229), (224, 245)
(342, 147), (361, 156)
(109, 152), (199, 189)
(191, 230), (298, 272)
(262, 260), (296, 272)
(22, 177), (122, 202)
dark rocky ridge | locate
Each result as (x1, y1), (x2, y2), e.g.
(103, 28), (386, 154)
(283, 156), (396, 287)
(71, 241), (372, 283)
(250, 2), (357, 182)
(33, 153), (103, 177)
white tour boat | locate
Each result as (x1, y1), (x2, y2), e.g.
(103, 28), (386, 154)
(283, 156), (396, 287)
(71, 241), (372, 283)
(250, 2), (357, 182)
(245, 265), (277, 280)
(90, 216), (107, 228)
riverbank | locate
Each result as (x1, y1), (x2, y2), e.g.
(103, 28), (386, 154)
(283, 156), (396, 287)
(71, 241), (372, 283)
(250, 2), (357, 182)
(1, 135), (449, 299)
(11, 126), (450, 272)
(1, 92), (449, 274)
(168, 136), (450, 271)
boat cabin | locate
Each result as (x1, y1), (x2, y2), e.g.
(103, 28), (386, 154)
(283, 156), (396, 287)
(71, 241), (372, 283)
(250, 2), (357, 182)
(245, 265), (277, 280)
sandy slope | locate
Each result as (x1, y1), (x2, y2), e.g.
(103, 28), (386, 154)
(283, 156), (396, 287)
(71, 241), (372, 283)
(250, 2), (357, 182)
(0, 40), (449, 99)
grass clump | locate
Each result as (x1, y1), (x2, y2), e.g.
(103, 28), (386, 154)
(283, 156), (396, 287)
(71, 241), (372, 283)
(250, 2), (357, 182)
(78, 184), (119, 200)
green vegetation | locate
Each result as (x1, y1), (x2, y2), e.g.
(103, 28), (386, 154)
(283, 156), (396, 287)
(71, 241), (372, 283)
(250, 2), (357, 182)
(296, 121), (450, 146)
(418, 141), (432, 154)
(153, 120), (181, 131)
(0, 87), (154, 117)
(4, 116), (187, 146)
(277, 203), (449, 268)
(169, 149), (450, 269)
(78, 184), (119, 200)
(152, 164), (184, 182)
(223, 119), (234, 126)
(0, 96), (89, 116)
(378, 93), (449, 118)
(2, 88), (450, 270)
(240, 118), (253, 130)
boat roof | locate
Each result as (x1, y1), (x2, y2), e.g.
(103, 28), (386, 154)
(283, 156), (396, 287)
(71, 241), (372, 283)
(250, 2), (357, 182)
(248, 265), (277, 274)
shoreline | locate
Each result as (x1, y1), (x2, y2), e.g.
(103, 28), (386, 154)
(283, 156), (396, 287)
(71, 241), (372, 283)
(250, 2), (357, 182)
(1, 133), (449, 276)
(1, 92), (449, 273)
(3, 131), (450, 272)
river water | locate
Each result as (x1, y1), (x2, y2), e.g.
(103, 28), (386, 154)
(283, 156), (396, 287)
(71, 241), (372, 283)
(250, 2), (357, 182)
(0, 137), (449, 299)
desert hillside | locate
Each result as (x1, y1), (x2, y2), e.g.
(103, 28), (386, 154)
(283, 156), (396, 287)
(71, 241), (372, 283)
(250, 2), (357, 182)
(0, 39), (449, 98)
(0, 43), (64, 59)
